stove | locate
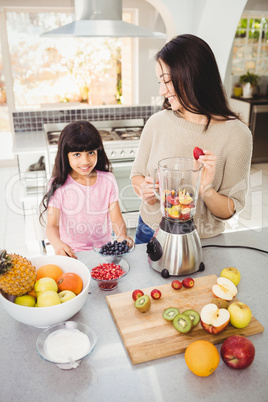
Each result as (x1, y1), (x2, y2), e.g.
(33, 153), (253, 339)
(44, 119), (144, 167)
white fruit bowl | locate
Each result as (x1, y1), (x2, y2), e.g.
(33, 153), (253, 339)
(0, 255), (90, 328)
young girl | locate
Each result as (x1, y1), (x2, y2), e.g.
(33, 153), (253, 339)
(40, 120), (127, 258)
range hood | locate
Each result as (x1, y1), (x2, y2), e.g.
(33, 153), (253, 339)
(41, 0), (166, 38)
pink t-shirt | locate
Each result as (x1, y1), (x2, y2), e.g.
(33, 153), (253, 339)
(48, 171), (118, 252)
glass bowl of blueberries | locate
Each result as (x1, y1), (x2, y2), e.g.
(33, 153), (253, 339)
(93, 235), (135, 261)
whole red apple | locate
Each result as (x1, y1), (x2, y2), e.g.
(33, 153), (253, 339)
(171, 280), (182, 290)
(132, 289), (144, 301)
(220, 335), (255, 369)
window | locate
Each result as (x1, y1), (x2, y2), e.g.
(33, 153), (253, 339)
(5, 9), (133, 109)
(0, 36), (10, 132)
(232, 14), (268, 76)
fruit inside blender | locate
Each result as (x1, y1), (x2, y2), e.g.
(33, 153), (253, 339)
(162, 188), (195, 220)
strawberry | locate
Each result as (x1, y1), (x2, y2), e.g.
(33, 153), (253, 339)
(167, 195), (178, 206)
(193, 147), (204, 160)
(132, 289), (144, 301)
(179, 212), (191, 221)
(171, 280), (182, 290)
(151, 289), (162, 300)
(182, 277), (195, 288)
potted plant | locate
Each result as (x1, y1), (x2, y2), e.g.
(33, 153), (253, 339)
(233, 83), (242, 98)
(239, 71), (259, 98)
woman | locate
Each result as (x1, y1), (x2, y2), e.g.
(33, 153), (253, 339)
(131, 34), (252, 243)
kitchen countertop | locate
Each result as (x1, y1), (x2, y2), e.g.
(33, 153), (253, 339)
(12, 130), (47, 154)
(231, 96), (268, 105)
(0, 228), (267, 402)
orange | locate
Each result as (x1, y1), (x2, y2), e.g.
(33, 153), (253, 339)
(185, 340), (220, 377)
(57, 272), (83, 295)
(36, 264), (64, 282)
(27, 287), (37, 298)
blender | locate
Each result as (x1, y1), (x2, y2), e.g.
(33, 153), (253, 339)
(146, 157), (205, 277)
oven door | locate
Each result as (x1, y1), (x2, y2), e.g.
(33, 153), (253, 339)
(111, 160), (141, 228)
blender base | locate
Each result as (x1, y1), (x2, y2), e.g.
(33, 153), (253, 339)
(147, 218), (204, 277)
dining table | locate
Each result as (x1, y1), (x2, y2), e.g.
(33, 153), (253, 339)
(0, 227), (267, 402)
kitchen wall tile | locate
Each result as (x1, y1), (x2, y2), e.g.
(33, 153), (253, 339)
(12, 105), (162, 132)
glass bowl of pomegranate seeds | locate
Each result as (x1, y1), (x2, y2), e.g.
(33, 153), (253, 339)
(93, 235), (135, 261)
(90, 257), (130, 291)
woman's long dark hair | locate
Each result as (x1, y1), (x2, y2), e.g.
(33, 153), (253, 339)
(40, 120), (111, 224)
(156, 34), (239, 130)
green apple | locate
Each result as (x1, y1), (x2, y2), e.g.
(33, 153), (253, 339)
(220, 267), (241, 286)
(14, 295), (36, 307)
(36, 290), (61, 307)
(34, 277), (58, 294)
(58, 290), (76, 303)
(228, 301), (252, 328)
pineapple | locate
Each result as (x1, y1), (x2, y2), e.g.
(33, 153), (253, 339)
(0, 250), (37, 296)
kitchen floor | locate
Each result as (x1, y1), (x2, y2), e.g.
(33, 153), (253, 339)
(1, 162), (268, 259)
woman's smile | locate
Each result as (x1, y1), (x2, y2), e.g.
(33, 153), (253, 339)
(155, 61), (181, 111)
(167, 95), (176, 103)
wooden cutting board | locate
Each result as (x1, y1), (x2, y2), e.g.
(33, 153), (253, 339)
(106, 275), (264, 364)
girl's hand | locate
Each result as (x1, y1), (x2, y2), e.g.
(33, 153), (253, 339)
(197, 150), (217, 196)
(53, 241), (77, 259)
(140, 176), (159, 205)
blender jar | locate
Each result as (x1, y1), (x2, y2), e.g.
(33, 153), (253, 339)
(154, 157), (203, 222)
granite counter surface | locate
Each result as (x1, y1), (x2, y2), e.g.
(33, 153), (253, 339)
(0, 228), (267, 402)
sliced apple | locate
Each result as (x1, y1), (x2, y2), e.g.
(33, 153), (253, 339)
(200, 303), (230, 334)
(212, 277), (238, 301)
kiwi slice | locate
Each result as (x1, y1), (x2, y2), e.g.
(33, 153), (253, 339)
(135, 295), (151, 313)
(173, 313), (193, 334)
(211, 297), (229, 310)
(183, 309), (200, 327)
(163, 307), (180, 321)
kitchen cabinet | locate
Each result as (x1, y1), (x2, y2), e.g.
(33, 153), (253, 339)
(13, 131), (49, 206)
(17, 150), (49, 213)
(0, 227), (267, 401)
(18, 154), (48, 200)
(250, 104), (268, 163)
(12, 131), (49, 248)
(230, 97), (268, 163)
(17, 151), (49, 251)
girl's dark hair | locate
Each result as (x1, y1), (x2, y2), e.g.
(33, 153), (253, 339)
(155, 34), (239, 129)
(40, 120), (111, 223)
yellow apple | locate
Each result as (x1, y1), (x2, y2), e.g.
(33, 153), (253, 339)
(36, 290), (61, 307)
(34, 277), (58, 294)
(14, 295), (36, 307)
(228, 302), (252, 328)
(220, 267), (241, 286)
(58, 290), (76, 303)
